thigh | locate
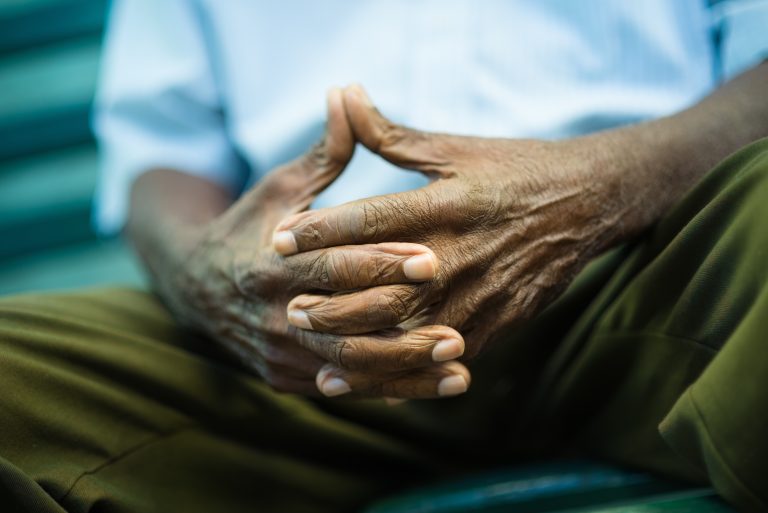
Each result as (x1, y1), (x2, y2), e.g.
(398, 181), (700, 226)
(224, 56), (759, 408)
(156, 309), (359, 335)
(0, 288), (437, 513)
(521, 139), (768, 509)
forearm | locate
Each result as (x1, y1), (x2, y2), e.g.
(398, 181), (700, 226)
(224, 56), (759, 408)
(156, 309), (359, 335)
(589, 61), (768, 240)
(127, 169), (233, 309)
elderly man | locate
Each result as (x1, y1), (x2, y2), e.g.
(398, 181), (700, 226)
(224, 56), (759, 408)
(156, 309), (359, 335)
(1, 0), (768, 511)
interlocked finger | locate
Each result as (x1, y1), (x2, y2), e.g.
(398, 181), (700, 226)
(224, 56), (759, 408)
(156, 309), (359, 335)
(282, 242), (437, 291)
(288, 284), (433, 335)
(295, 325), (465, 372)
(315, 360), (471, 399)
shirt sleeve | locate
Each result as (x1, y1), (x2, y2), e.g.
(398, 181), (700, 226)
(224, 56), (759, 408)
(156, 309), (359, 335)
(92, 0), (247, 234)
(711, 0), (768, 80)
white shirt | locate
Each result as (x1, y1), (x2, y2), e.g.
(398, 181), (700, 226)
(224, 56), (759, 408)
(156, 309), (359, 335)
(93, 0), (768, 234)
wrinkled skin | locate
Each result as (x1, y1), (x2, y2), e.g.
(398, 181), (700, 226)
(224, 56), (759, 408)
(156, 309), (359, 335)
(129, 63), (768, 402)
(275, 85), (634, 397)
(161, 89), (472, 397)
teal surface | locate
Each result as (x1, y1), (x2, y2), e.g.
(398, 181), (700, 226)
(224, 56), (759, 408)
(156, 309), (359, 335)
(0, 0), (105, 55)
(0, 0), (77, 20)
(0, 238), (145, 296)
(0, 145), (95, 258)
(0, 38), (100, 121)
(366, 462), (732, 513)
(0, 0), (140, 294)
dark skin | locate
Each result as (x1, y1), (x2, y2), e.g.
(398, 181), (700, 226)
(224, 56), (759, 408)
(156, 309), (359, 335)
(129, 89), (469, 398)
(129, 63), (768, 400)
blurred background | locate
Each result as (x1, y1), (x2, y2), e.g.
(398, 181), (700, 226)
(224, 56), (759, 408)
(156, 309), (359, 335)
(0, 0), (144, 295)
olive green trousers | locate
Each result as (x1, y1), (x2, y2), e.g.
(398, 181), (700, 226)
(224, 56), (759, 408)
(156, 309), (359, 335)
(2, 140), (768, 513)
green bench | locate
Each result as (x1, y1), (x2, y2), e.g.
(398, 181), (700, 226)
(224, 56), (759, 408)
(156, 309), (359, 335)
(0, 0), (143, 294)
(367, 461), (732, 513)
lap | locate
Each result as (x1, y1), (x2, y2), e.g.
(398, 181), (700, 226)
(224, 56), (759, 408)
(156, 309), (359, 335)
(2, 139), (767, 512)
(0, 289), (440, 513)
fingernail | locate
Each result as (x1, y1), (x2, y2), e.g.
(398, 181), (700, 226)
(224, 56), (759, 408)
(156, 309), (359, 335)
(287, 308), (312, 329)
(432, 339), (464, 362)
(438, 375), (468, 397)
(322, 377), (351, 397)
(273, 231), (298, 255)
(316, 365), (334, 383)
(403, 253), (436, 280)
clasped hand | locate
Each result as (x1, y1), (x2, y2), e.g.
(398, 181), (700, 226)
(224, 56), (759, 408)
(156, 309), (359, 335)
(266, 85), (620, 399)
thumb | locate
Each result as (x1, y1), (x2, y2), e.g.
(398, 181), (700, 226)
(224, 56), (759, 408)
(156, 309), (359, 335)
(342, 84), (453, 179)
(256, 87), (355, 213)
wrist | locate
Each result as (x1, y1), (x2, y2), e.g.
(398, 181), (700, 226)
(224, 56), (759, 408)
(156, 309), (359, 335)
(571, 117), (693, 244)
(585, 62), (768, 244)
(129, 213), (212, 315)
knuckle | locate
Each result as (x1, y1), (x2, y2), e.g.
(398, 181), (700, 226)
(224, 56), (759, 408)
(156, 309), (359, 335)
(426, 185), (457, 221)
(358, 202), (385, 240)
(335, 339), (375, 371)
(307, 137), (334, 170)
(391, 343), (428, 368)
(378, 123), (406, 152)
(324, 251), (357, 289)
(413, 190), (439, 229)
(301, 297), (337, 329)
(463, 181), (504, 226)
(411, 325), (461, 342)
(320, 334), (348, 362)
(371, 286), (418, 324)
(325, 249), (402, 287)
(233, 253), (283, 297)
(369, 253), (401, 283)
(391, 188), (444, 236)
(298, 217), (329, 248)
(380, 379), (413, 399)
(297, 330), (326, 358)
(301, 251), (333, 288)
(333, 338), (351, 367)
